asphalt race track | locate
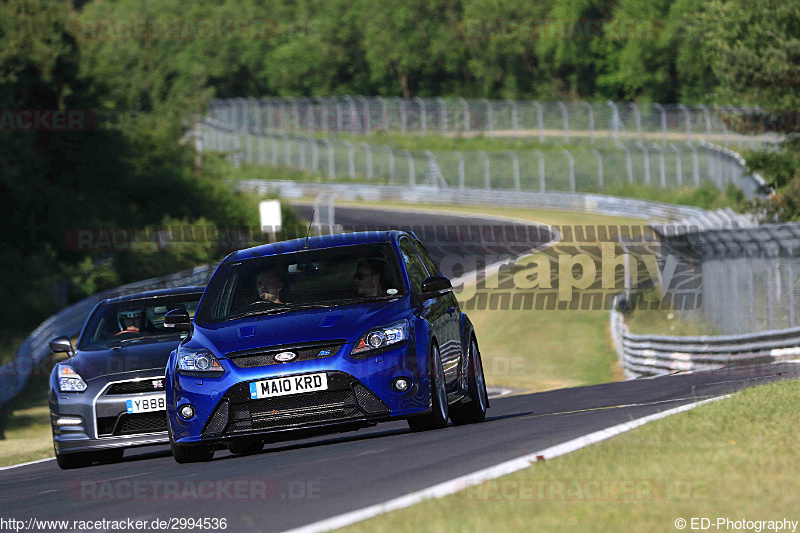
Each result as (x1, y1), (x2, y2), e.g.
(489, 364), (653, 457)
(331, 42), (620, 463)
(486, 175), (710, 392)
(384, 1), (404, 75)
(2, 364), (798, 532)
(2, 207), (797, 532)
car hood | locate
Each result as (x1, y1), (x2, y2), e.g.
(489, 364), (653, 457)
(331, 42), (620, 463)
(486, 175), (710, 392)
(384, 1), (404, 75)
(191, 298), (410, 357)
(70, 339), (181, 380)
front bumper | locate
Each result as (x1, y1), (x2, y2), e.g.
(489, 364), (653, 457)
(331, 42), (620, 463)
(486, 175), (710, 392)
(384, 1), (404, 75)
(50, 370), (169, 454)
(169, 341), (433, 445)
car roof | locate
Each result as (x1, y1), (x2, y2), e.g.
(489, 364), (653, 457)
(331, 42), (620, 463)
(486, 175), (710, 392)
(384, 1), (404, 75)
(102, 286), (206, 305)
(228, 230), (409, 261)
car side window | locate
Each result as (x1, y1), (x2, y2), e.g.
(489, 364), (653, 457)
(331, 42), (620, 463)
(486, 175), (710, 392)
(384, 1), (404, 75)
(399, 238), (429, 293)
(411, 239), (439, 276)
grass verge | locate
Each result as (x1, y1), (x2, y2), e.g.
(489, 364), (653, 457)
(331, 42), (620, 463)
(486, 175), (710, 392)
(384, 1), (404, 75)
(344, 378), (800, 532)
(0, 354), (61, 467)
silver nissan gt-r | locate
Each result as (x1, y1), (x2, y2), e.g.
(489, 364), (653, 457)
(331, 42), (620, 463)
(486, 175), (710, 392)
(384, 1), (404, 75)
(48, 287), (204, 469)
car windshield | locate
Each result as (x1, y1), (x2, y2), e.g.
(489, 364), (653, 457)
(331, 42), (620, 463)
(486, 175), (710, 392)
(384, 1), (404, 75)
(78, 293), (202, 350)
(196, 243), (405, 324)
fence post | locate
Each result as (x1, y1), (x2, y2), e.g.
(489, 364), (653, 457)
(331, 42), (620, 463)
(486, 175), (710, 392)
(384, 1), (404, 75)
(344, 140), (355, 178)
(405, 151), (415, 186)
(395, 97), (407, 133)
(378, 96), (388, 131)
(653, 143), (666, 188)
(361, 142), (373, 180)
(629, 103), (642, 145)
(563, 149), (575, 192)
(357, 96), (370, 133)
(290, 97), (300, 130)
(264, 99), (274, 133)
(621, 145), (633, 184)
(669, 144), (682, 187)
(311, 140), (319, 173)
(678, 103), (691, 144)
(387, 146), (395, 182)
(459, 98), (470, 131)
(508, 151), (520, 190)
(271, 134), (278, 165)
(653, 104), (667, 145)
(479, 151), (490, 189)
(298, 135), (306, 170)
(281, 132), (291, 166)
(582, 101), (595, 144)
(483, 99), (493, 134)
(594, 148), (603, 187)
(557, 101), (569, 143)
(344, 95), (358, 134)
(688, 143), (700, 186)
(456, 151), (464, 188)
(637, 143), (651, 185)
(788, 260), (796, 328)
(532, 150), (544, 191)
(233, 134), (242, 168)
(698, 104), (712, 143)
(507, 99), (519, 136)
(533, 101), (544, 143)
(424, 150), (443, 187)
(324, 139), (334, 179)
(606, 101), (620, 146)
(437, 97), (448, 132)
(335, 99), (343, 131)
(415, 97), (426, 133)
(301, 98), (315, 132)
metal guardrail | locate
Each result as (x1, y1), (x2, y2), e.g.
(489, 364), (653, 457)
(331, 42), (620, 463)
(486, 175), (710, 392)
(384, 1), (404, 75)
(0, 264), (219, 411)
(611, 309), (800, 378)
(234, 179), (714, 221)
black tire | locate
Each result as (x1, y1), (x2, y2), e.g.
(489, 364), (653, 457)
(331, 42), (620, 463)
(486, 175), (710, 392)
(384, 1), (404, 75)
(408, 343), (449, 432)
(55, 448), (123, 470)
(228, 439), (264, 456)
(450, 337), (488, 425)
(169, 424), (214, 464)
(55, 451), (91, 470)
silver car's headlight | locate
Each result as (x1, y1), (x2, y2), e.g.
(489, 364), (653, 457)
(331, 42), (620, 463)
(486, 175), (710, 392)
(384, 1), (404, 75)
(58, 365), (87, 392)
(176, 347), (223, 373)
(352, 320), (409, 357)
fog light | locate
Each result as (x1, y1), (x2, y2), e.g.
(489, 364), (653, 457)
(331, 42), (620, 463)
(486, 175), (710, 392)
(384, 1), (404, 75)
(393, 378), (410, 392)
(56, 417), (82, 427)
(178, 404), (195, 420)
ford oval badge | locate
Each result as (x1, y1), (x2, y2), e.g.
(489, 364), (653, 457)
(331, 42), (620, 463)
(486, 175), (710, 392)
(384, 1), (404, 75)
(274, 351), (297, 363)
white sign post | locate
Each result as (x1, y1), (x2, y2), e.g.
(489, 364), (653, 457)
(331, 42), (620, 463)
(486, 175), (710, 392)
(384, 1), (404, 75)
(259, 200), (282, 240)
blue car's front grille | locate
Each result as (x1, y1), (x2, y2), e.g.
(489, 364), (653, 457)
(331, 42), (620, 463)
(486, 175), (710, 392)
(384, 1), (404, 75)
(226, 340), (345, 369)
(201, 372), (389, 438)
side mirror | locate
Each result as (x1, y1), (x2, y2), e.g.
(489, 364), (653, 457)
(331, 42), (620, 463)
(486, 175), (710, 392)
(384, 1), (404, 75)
(49, 336), (75, 358)
(164, 308), (191, 331)
(420, 276), (452, 300)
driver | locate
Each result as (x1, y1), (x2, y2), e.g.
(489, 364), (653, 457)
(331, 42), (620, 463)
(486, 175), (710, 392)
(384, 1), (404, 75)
(116, 309), (144, 337)
(354, 259), (387, 298)
(255, 269), (285, 304)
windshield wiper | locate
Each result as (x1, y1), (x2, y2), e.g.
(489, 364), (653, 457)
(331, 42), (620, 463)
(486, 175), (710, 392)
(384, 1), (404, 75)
(226, 307), (293, 320)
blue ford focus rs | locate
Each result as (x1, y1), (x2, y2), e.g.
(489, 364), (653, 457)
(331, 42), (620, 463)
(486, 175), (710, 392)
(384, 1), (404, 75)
(164, 231), (488, 463)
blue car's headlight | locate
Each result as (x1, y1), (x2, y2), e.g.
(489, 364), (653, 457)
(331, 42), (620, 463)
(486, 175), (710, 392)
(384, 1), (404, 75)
(352, 320), (409, 357)
(58, 365), (87, 392)
(176, 347), (223, 374)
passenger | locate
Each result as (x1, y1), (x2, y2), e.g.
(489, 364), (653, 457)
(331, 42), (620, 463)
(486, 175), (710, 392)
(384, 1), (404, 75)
(354, 259), (387, 298)
(255, 269), (285, 304)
